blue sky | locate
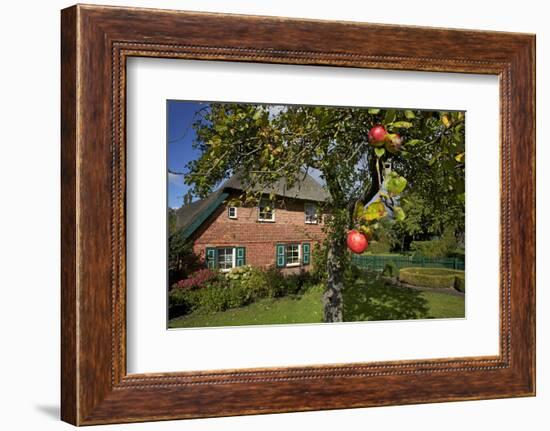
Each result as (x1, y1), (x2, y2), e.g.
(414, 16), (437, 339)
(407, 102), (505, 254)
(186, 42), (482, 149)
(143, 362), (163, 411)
(167, 100), (205, 208)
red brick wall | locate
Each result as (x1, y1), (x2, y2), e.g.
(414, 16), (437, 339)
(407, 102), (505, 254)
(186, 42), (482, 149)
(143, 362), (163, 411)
(190, 195), (325, 271)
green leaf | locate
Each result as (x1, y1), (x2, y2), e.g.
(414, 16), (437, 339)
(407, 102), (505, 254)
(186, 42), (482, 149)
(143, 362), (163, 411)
(358, 225), (373, 237)
(363, 201), (387, 222)
(385, 173), (407, 195)
(455, 152), (465, 163)
(374, 147), (385, 158)
(252, 109), (262, 120)
(406, 139), (424, 146)
(353, 202), (365, 221)
(404, 110), (416, 119)
(391, 121), (413, 129)
(383, 109), (396, 125)
(209, 135), (222, 146)
(368, 108), (380, 114)
(394, 206), (406, 221)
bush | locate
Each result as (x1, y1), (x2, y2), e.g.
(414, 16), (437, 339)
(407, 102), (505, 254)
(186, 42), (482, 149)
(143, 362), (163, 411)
(266, 267), (318, 297)
(225, 265), (254, 281)
(410, 229), (457, 258)
(447, 248), (465, 259)
(168, 235), (203, 286)
(173, 268), (219, 290)
(169, 266), (320, 316)
(169, 279), (252, 313)
(367, 239), (391, 254)
(195, 283), (252, 312)
(382, 261), (398, 278)
(232, 266), (273, 298)
(454, 274), (465, 292)
(399, 267), (464, 289)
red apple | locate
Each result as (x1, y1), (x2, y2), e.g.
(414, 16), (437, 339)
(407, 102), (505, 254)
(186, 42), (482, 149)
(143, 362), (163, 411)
(368, 125), (387, 146)
(347, 230), (369, 254)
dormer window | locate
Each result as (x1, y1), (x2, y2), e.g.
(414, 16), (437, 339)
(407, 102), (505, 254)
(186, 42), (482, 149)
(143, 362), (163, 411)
(228, 206), (237, 219)
(258, 199), (275, 222)
(304, 203), (318, 224)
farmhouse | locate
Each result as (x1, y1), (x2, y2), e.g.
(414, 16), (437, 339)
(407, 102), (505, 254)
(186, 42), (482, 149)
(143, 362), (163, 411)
(173, 174), (328, 272)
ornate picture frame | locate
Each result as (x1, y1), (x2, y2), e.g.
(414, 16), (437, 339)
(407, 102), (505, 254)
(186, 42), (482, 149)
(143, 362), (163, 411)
(61, 4), (535, 425)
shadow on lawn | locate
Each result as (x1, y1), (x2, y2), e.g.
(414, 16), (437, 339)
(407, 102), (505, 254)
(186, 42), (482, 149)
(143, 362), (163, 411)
(343, 279), (430, 322)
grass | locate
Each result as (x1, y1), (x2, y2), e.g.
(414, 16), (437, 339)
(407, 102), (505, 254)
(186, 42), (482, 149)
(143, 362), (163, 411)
(420, 291), (465, 318)
(342, 276), (464, 321)
(168, 276), (464, 329)
(169, 286), (324, 328)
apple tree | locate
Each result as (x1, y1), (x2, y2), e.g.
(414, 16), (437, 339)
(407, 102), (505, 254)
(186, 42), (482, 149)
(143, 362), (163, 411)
(184, 104), (465, 322)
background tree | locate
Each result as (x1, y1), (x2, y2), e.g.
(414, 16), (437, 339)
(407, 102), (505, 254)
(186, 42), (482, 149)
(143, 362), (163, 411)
(184, 104), (465, 322)
(168, 209), (203, 287)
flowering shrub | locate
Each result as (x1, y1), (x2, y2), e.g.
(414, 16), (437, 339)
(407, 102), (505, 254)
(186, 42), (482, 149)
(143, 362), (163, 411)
(173, 268), (219, 290)
(225, 265), (254, 281)
(169, 266), (323, 318)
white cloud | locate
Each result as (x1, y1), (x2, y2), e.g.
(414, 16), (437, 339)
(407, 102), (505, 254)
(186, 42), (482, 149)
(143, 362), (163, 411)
(168, 171), (186, 186)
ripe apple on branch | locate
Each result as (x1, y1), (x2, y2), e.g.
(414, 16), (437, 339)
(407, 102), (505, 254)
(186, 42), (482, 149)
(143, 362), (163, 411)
(346, 124), (409, 254)
(346, 230), (369, 254)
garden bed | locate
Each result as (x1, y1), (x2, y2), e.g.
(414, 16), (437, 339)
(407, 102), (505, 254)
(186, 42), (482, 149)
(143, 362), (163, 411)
(398, 267), (465, 291)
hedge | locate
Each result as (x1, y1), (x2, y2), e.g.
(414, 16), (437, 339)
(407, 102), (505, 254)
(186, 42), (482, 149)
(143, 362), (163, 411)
(366, 239), (391, 254)
(169, 282), (253, 313)
(454, 274), (465, 292)
(399, 267), (464, 289)
(410, 229), (457, 258)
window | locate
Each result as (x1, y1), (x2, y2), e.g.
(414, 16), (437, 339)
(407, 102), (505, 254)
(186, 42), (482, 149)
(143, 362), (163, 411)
(217, 247), (234, 271)
(304, 203), (318, 224)
(206, 246), (246, 271)
(228, 206), (237, 219)
(258, 199), (275, 222)
(285, 244), (301, 266)
(276, 243), (310, 268)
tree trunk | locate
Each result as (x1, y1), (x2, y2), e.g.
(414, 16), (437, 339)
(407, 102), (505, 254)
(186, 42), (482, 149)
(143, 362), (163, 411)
(323, 237), (347, 322)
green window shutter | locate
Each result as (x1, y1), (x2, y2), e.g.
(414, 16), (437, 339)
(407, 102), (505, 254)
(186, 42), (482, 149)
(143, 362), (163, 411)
(302, 243), (311, 265)
(205, 247), (217, 269)
(236, 247), (246, 267)
(276, 244), (286, 268)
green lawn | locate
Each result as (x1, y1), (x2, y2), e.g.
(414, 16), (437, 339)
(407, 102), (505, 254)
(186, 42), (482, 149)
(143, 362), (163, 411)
(168, 278), (464, 329)
(169, 286), (324, 328)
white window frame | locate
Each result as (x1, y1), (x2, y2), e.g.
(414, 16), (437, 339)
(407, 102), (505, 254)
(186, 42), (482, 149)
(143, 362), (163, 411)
(228, 206), (237, 219)
(285, 243), (301, 267)
(217, 247), (236, 272)
(304, 203), (318, 224)
(258, 199), (275, 222)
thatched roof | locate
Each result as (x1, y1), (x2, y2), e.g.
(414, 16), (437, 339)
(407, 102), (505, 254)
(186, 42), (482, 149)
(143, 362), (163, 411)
(221, 172), (328, 203)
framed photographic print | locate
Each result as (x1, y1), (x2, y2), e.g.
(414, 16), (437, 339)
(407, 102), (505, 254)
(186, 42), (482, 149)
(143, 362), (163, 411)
(61, 4), (535, 425)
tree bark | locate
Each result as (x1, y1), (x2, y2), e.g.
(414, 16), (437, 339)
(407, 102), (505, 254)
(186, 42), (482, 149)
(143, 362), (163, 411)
(323, 235), (347, 322)
(322, 149), (381, 323)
